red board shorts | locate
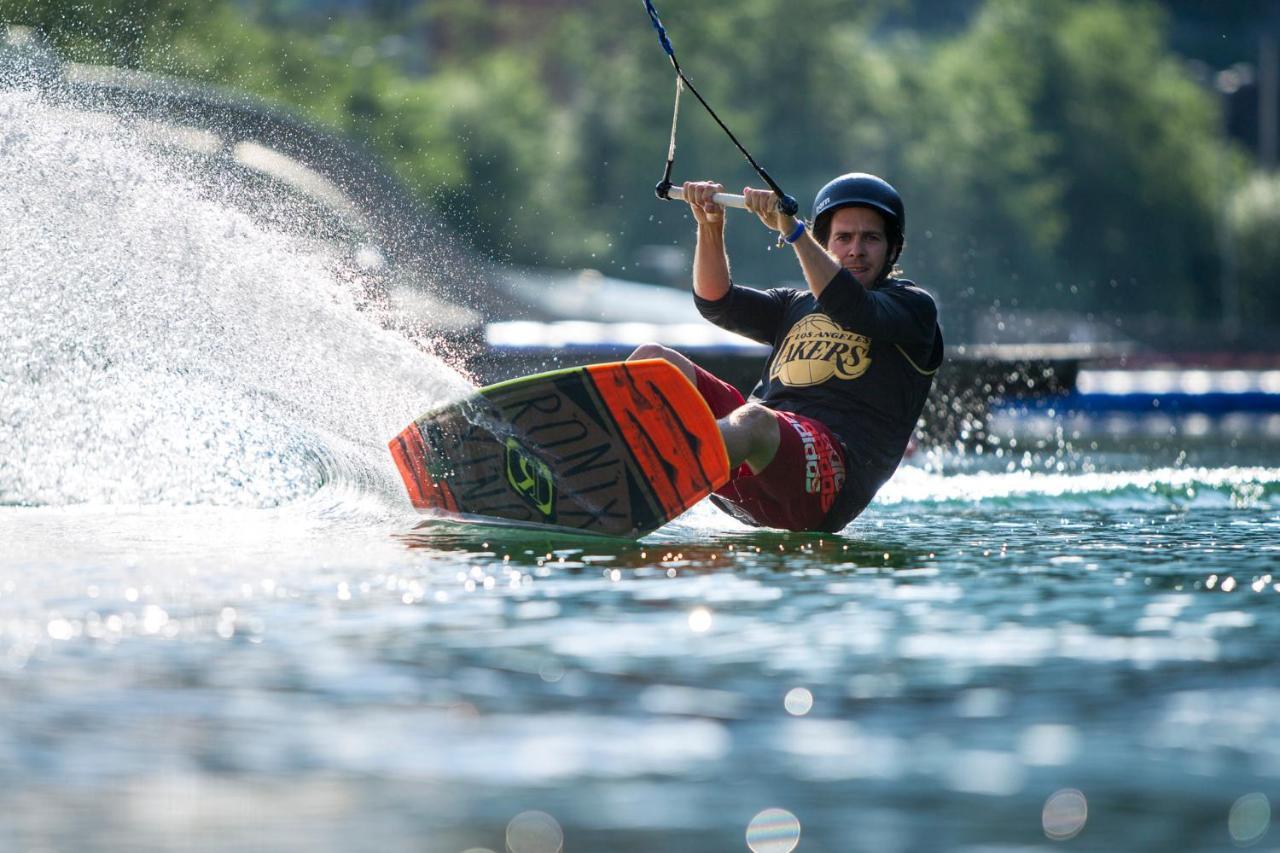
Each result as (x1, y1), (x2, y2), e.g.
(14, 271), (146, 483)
(693, 365), (847, 531)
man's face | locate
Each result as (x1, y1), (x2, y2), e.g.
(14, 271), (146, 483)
(825, 206), (891, 289)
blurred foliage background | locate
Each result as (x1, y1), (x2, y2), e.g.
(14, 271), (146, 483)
(2, 0), (1277, 344)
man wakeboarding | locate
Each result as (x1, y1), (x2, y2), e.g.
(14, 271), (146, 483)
(629, 173), (944, 533)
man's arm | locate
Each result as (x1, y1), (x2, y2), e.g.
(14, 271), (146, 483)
(682, 181), (732, 301)
(740, 187), (840, 299)
(790, 229), (842, 300)
(682, 182), (789, 344)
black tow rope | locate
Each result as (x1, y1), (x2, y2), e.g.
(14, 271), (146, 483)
(642, 0), (800, 217)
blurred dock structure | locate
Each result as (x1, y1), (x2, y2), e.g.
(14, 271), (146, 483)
(989, 356), (1280, 444)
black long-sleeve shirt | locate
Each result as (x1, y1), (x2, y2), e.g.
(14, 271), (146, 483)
(695, 269), (943, 530)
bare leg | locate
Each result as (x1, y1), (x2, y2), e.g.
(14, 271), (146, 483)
(719, 403), (781, 474)
(626, 343), (697, 386)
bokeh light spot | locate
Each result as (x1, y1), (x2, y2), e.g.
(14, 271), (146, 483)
(689, 607), (712, 632)
(506, 810), (563, 853)
(1042, 788), (1088, 841)
(746, 807), (801, 853)
(1019, 724), (1080, 766)
(1229, 793), (1270, 846)
(783, 687), (814, 716)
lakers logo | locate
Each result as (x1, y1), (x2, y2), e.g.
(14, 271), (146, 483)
(769, 314), (870, 387)
(505, 437), (556, 518)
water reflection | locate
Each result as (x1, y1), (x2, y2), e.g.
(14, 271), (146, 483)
(396, 517), (938, 576)
(4, 480), (1280, 849)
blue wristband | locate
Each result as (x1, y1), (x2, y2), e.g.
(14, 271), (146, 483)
(783, 220), (806, 244)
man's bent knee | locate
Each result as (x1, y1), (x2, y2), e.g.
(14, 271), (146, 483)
(628, 342), (676, 362)
(627, 343), (697, 385)
(735, 403), (781, 440)
(720, 403), (782, 473)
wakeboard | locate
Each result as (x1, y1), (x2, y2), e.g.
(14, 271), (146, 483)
(389, 359), (730, 537)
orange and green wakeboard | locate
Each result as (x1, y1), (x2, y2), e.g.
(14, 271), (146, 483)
(388, 359), (731, 537)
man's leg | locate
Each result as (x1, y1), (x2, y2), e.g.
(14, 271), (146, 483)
(626, 343), (698, 385)
(718, 403), (781, 474)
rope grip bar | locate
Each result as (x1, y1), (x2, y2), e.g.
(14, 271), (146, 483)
(660, 183), (799, 218)
(658, 166), (801, 218)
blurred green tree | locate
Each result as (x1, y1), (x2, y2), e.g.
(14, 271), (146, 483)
(1029, 0), (1223, 319)
(1229, 172), (1280, 323)
(1, 0), (1264, 336)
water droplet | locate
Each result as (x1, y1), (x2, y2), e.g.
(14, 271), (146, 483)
(746, 807), (801, 853)
(783, 687), (813, 716)
(1042, 788), (1088, 840)
(1229, 793), (1270, 845)
(506, 810), (563, 853)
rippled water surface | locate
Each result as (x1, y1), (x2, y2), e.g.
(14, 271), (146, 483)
(4, 85), (1280, 852)
(3, 477), (1280, 852)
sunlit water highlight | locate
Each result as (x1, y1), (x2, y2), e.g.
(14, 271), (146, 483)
(2, 83), (1279, 852)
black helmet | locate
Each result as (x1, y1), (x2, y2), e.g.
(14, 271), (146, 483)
(811, 173), (905, 256)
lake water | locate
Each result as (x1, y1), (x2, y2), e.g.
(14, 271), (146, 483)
(3, 86), (1280, 853)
